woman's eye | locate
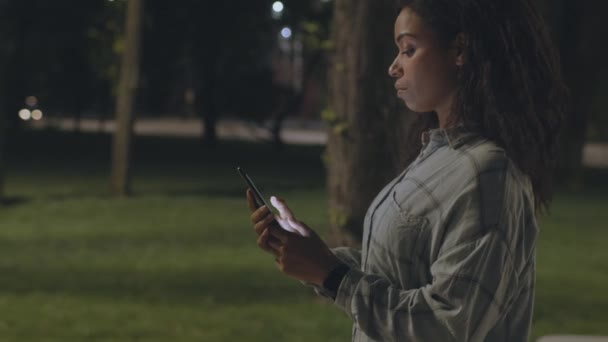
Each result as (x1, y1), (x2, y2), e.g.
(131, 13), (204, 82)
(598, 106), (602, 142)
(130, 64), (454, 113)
(402, 48), (415, 57)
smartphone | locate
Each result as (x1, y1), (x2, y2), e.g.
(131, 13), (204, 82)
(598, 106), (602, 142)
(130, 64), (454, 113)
(236, 166), (271, 209)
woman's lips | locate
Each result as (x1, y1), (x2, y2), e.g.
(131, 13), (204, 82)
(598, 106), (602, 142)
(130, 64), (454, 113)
(397, 89), (407, 96)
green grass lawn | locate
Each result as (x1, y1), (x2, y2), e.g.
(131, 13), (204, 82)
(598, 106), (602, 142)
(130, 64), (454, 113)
(0, 131), (606, 341)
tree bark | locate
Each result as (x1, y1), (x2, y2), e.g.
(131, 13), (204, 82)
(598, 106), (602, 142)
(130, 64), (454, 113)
(326, 1), (413, 246)
(0, 103), (5, 200)
(202, 97), (218, 147)
(0, 0), (27, 202)
(544, 0), (608, 189)
(111, 0), (143, 197)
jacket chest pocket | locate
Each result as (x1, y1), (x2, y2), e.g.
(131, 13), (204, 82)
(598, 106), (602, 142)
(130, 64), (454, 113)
(368, 191), (430, 288)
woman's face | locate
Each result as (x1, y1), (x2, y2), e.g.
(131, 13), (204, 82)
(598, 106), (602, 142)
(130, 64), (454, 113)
(388, 7), (461, 116)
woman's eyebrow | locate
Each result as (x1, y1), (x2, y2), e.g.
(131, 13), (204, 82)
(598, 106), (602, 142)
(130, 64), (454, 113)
(395, 31), (417, 44)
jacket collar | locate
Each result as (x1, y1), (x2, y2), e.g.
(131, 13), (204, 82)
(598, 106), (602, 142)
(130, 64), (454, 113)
(421, 123), (480, 149)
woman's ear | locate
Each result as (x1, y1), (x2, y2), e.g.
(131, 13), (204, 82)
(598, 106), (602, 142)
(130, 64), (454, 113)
(454, 33), (467, 67)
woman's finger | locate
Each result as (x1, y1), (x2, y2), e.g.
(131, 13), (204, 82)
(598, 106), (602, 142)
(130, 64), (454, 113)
(270, 196), (296, 220)
(268, 225), (290, 243)
(253, 213), (276, 236)
(275, 217), (298, 234)
(257, 228), (280, 257)
(287, 218), (311, 237)
(250, 204), (270, 224)
(267, 236), (282, 251)
(246, 189), (258, 212)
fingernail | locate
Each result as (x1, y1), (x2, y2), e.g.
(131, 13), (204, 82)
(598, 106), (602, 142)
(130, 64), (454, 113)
(270, 196), (281, 208)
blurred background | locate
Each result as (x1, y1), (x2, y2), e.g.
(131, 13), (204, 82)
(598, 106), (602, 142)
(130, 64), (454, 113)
(0, 0), (606, 341)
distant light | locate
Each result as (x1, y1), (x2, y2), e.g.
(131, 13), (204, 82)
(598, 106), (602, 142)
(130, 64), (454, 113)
(19, 109), (31, 121)
(25, 95), (38, 107)
(32, 109), (43, 121)
(272, 1), (284, 13)
(281, 27), (292, 39)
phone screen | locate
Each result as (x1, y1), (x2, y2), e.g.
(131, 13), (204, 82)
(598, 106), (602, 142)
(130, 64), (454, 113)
(236, 166), (270, 209)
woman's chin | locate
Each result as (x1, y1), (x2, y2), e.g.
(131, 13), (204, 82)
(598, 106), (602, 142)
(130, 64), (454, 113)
(400, 99), (431, 114)
(400, 99), (418, 112)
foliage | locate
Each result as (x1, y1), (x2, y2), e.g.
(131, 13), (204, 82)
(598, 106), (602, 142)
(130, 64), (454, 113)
(87, 0), (126, 100)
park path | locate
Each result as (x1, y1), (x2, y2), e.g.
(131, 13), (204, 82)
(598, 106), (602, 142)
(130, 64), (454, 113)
(29, 117), (608, 168)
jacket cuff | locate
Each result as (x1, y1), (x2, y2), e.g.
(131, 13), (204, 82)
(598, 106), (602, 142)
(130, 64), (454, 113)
(335, 267), (364, 317)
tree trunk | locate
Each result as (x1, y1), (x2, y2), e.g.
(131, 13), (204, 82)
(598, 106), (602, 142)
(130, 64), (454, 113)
(202, 103), (218, 147)
(548, 0), (608, 189)
(271, 51), (324, 151)
(111, 0), (143, 197)
(326, 1), (413, 246)
(0, 103), (5, 200)
(198, 61), (219, 148)
(0, 0), (27, 202)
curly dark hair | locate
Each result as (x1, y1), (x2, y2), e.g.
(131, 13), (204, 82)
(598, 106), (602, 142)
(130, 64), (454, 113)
(397, 0), (568, 213)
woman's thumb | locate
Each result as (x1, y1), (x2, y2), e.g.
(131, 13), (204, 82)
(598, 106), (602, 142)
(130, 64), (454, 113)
(270, 196), (295, 220)
(287, 218), (311, 237)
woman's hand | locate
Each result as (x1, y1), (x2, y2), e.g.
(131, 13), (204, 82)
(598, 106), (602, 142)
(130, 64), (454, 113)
(246, 190), (342, 286)
(247, 189), (282, 256)
(246, 190), (310, 256)
(267, 220), (342, 287)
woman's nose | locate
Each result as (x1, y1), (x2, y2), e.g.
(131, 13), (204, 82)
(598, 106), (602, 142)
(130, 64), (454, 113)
(388, 57), (401, 78)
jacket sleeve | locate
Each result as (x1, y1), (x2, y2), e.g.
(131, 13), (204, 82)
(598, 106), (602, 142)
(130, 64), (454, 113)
(331, 246), (362, 269)
(305, 247), (362, 298)
(333, 172), (524, 342)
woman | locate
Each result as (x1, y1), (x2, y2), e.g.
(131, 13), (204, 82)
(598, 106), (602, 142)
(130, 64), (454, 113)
(247, 0), (566, 340)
